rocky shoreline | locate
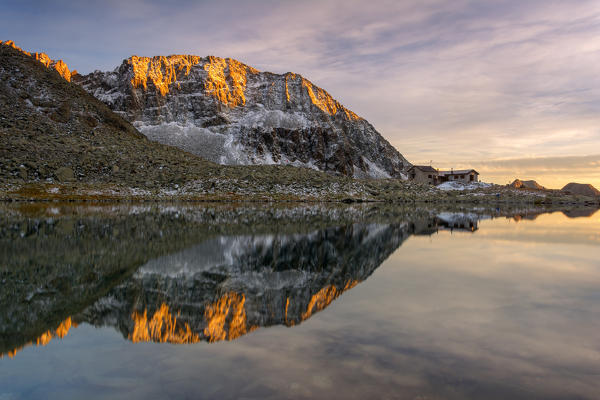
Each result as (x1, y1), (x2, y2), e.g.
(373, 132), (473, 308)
(1, 180), (598, 207)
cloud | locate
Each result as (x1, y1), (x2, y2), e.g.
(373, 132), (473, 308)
(1, 0), (599, 185)
(475, 154), (600, 171)
(468, 154), (600, 187)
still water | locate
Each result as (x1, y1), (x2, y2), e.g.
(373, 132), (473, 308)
(0, 204), (599, 399)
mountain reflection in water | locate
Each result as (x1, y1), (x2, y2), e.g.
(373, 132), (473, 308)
(0, 204), (599, 399)
(2, 208), (411, 354)
(2, 204), (595, 357)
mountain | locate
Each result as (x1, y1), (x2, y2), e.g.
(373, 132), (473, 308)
(3, 41), (379, 200)
(0, 41), (233, 187)
(75, 54), (410, 178)
(561, 183), (600, 197)
(509, 179), (546, 190)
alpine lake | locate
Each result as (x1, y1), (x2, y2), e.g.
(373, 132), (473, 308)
(1, 202), (599, 400)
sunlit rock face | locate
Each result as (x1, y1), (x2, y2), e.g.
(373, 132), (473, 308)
(80, 223), (412, 343)
(76, 55), (410, 178)
(0, 40), (74, 81)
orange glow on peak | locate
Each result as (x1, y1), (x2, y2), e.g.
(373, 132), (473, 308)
(203, 56), (258, 108)
(286, 73), (359, 120)
(129, 55), (203, 96)
(203, 292), (256, 342)
(1, 317), (77, 359)
(128, 54), (259, 106)
(0, 40), (72, 81)
(129, 303), (200, 344)
(1, 40), (28, 54)
(300, 280), (359, 321)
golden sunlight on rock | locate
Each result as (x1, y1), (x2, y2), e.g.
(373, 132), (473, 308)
(299, 280), (359, 322)
(289, 74), (359, 120)
(128, 54), (259, 105)
(50, 59), (72, 82)
(0, 40), (72, 81)
(129, 55), (203, 96)
(203, 56), (258, 107)
(129, 304), (200, 344)
(33, 52), (52, 67)
(1, 317), (76, 359)
(203, 292), (256, 342)
(0, 40), (27, 54)
(31, 50), (73, 82)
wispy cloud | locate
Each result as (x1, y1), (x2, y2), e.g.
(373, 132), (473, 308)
(459, 154), (600, 188)
(1, 0), (599, 186)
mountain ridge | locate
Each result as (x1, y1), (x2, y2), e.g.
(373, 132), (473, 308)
(1, 41), (422, 202)
(76, 53), (411, 178)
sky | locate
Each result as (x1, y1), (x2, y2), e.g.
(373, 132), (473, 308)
(2, 0), (599, 188)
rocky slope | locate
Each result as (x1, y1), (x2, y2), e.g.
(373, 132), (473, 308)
(0, 41), (375, 200)
(0, 40), (75, 81)
(75, 54), (410, 178)
(0, 41), (220, 185)
(561, 183), (600, 197)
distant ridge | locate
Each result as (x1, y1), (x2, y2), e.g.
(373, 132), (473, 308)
(509, 179), (546, 190)
(561, 183), (600, 197)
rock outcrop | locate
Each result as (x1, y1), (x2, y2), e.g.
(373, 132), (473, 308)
(76, 54), (411, 178)
(0, 40), (75, 81)
(561, 183), (600, 197)
(509, 179), (546, 190)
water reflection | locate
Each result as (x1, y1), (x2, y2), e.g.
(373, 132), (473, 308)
(2, 207), (413, 352)
(1, 204), (595, 355)
(0, 204), (598, 399)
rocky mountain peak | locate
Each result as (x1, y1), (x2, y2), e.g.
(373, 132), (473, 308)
(0, 40), (74, 81)
(78, 53), (410, 178)
(121, 54), (359, 120)
(125, 54), (260, 102)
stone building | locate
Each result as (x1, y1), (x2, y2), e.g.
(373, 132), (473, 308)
(408, 166), (480, 186)
(407, 165), (439, 185)
(438, 169), (479, 183)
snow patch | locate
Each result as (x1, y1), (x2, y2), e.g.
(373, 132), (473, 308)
(136, 122), (249, 165)
(361, 157), (391, 179)
(437, 181), (492, 191)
